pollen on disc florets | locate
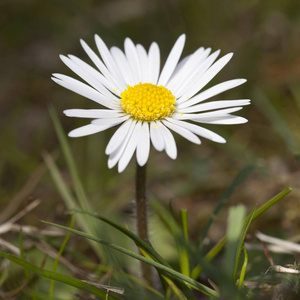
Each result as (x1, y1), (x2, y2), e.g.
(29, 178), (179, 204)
(120, 83), (176, 121)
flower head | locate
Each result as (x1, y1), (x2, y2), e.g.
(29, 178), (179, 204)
(52, 34), (250, 172)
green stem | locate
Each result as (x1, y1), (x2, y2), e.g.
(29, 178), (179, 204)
(135, 162), (152, 284)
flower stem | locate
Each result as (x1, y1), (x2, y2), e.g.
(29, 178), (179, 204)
(135, 162), (152, 284)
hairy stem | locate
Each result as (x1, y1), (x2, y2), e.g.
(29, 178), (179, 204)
(135, 162), (152, 284)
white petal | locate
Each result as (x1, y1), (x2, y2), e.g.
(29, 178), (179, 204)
(158, 34), (186, 86)
(64, 109), (123, 118)
(178, 79), (247, 108)
(136, 122), (150, 166)
(174, 107), (244, 120)
(80, 39), (125, 93)
(61, 55), (118, 103)
(94, 35), (126, 88)
(67, 55), (119, 99)
(175, 49), (220, 99)
(150, 121), (165, 151)
(148, 42), (160, 84)
(108, 120), (136, 168)
(162, 120), (201, 145)
(168, 54), (191, 80)
(198, 116), (248, 124)
(68, 124), (111, 138)
(106, 119), (133, 155)
(180, 53), (234, 102)
(178, 100), (251, 113)
(52, 75), (116, 109)
(110, 46), (135, 86)
(118, 121), (142, 172)
(167, 118), (226, 143)
(159, 122), (177, 159)
(167, 47), (207, 92)
(124, 38), (142, 84)
(136, 44), (148, 83)
(170, 53), (194, 77)
(91, 115), (129, 126)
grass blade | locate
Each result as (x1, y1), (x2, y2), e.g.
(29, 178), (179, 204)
(191, 188), (292, 279)
(43, 152), (104, 258)
(0, 250), (118, 300)
(238, 245), (248, 290)
(254, 88), (297, 152)
(42, 220), (219, 299)
(252, 188), (292, 221)
(205, 187), (292, 261)
(49, 106), (90, 211)
(179, 209), (190, 277)
(19, 229), (30, 281)
(49, 214), (75, 297)
(224, 205), (246, 280)
(72, 208), (170, 267)
(233, 207), (256, 281)
(198, 165), (254, 250)
(151, 200), (182, 236)
(72, 209), (197, 299)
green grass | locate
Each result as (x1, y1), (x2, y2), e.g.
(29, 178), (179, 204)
(1, 0), (300, 298)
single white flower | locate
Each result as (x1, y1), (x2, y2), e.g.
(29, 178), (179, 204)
(52, 34), (250, 173)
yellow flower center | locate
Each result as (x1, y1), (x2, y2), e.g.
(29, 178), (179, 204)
(120, 83), (176, 121)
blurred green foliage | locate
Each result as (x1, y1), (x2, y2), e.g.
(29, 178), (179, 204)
(0, 0), (300, 298)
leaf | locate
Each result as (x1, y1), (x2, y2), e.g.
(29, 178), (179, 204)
(72, 209), (170, 267)
(252, 188), (292, 221)
(238, 246), (248, 289)
(192, 188), (292, 279)
(205, 188), (292, 261)
(198, 165), (254, 250)
(233, 206), (256, 281)
(42, 220), (219, 299)
(49, 106), (90, 211)
(50, 215), (75, 297)
(0, 250), (118, 300)
(43, 152), (104, 259)
(70, 209), (196, 299)
(224, 205), (246, 280)
(179, 209), (190, 277)
(253, 89), (297, 152)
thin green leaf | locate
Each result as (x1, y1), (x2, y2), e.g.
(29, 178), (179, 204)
(0, 250), (118, 300)
(180, 209), (189, 243)
(50, 214), (75, 297)
(191, 236), (226, 280)
(56, 208), (193, 299)
(233, 207), (256, 281)
(168, 200), (176, 220)
(180, 209), (190, 277)
(42, 220), (219, 299)
(238, 246), (248, 289)
(252, 188), (292, 221)
(151, 201), (196, 296)
(162, 275), (187, 300)
(72, 209), (170, 267)
(205, 188), (291, 261)
(224, 205), (246, 280)
(43, 152), (104, 258)
(198, 165), (254, 250)
(43, 152), (77, 211)
(151, 200), (182, 236)
(77, 215), (196, 299)
(191, 188), (292, 279)
(254, 89), (297, 152)
(49, 106), (90, 211)
(19, 229), (30, 281)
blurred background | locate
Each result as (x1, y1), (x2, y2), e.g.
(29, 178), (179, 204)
(0, 0), (300, 297)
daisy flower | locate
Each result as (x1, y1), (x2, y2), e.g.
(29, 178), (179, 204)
(52, 34), (250, 173)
